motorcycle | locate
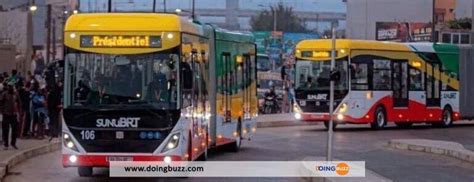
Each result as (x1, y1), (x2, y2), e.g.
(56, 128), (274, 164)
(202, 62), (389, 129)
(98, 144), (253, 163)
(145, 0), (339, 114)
(263, 95), (280, 114)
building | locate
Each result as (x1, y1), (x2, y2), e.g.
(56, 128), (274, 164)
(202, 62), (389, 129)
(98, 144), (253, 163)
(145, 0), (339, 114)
(346, 0), (462, 43)
(346, 0), (434, 41)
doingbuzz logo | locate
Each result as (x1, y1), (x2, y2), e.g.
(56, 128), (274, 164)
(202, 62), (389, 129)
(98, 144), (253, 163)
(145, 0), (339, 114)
(315, 162), (350, 176)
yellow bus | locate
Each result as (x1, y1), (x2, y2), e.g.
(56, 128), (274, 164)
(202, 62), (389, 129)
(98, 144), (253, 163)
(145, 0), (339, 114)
(61, 13), (257, 176)
(294, 39), (464, 130)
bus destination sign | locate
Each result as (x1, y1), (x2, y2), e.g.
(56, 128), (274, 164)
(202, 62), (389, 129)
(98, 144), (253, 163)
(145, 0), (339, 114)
(80, 35), (162, 48)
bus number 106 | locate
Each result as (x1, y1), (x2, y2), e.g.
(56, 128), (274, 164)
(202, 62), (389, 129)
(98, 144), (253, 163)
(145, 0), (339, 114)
(80, 130), (95, 140)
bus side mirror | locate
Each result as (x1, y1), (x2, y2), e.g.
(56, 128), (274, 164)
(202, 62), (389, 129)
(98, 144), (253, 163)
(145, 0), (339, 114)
(330, 70), (341, 82)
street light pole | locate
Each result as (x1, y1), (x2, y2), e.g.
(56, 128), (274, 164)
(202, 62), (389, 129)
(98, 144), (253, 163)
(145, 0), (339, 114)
(432, 0), (436, 42)
(164, 0), (167, 12)
(326, 22), (336, 162)
(192, 0), (195, 20)
(273, 8), (277, 32)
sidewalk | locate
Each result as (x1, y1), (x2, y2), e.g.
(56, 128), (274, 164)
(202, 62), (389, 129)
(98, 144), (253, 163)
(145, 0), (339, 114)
(388, 139), (474, 164)
(0, 139), (60, 180)
(257, 113), (319, 128)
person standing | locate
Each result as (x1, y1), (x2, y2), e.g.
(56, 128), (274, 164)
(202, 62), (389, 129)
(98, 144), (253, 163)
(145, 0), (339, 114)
(31, 86), (47, 139)
(0, 84), (20, 150)
(47, 81), (62, 141)
(19, 82), (31, 138)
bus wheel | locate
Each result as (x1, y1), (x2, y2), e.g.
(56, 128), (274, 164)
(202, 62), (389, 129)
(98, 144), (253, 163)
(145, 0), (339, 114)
(323, 121), (337, 130)
(197, 148), (208, 161)
(441, 107), (453, 127)
(78, 167), (93, 177)
(395, 122), (413, 128)
(197, 135), (208, 161)
(371, 107), (386, 130)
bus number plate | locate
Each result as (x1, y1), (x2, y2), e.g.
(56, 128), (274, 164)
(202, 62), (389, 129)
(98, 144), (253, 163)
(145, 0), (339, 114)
(108, 156), (133, 161)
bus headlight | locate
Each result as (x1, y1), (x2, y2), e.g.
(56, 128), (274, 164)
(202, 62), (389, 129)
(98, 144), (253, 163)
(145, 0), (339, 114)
(162, 132), (180, 152)
(63, 132), (79, 152)
(293, 103), (302, 113)
(294, 113), (302, 120)
(337, 113), (344, 120)
(69, 155), (78, 163)
(338, 103), (348, 113)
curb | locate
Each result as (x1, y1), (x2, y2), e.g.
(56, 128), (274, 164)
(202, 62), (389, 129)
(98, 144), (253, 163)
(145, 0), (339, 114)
(0, 141), (60, 180)
(388, 139), (474, 164)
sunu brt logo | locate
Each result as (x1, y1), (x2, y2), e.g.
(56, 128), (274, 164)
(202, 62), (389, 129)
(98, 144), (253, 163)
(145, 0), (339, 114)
(315, 162), (350, 176)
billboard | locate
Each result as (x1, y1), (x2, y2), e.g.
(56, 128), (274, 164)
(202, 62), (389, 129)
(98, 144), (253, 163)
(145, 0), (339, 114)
(376, 22), (432, 42)
(253, 31), (319, 70)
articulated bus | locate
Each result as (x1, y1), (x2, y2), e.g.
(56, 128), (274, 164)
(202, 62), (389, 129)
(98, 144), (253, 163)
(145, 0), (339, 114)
(62, 13), (257, 176)
(293, 39), (474, 130)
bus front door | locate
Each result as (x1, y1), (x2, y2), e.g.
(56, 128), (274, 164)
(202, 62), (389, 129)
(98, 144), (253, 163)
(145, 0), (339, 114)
(392, 60), (409, 107)
(426, 63), (441, 107)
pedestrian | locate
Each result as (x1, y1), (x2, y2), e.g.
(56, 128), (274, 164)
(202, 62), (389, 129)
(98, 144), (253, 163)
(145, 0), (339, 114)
(47, 81), (62, 141)
(0, 83), (20, 150)
(31, 83), (47, 139)
(19, 82), (31, 138)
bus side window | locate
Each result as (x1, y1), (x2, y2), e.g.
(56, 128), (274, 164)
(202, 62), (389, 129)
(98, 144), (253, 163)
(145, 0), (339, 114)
(409, 66), (424, 91)
(372, 59), (391, 90)
(350, 62), (369, 90)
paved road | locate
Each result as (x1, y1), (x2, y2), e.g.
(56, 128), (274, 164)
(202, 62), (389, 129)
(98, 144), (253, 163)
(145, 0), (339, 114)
(5, 122), (474, 182)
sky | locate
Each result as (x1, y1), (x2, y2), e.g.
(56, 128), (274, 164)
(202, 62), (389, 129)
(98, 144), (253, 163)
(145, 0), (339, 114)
(79, 0), (346, 13)
(78, 0), (347, 31)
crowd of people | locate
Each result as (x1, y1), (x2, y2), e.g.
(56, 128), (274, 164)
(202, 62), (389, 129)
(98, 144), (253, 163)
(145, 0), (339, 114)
(0, 68), (62, 150)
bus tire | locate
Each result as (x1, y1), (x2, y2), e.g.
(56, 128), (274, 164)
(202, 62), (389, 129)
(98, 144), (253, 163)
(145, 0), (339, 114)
(78, 167), (93, 177)
(197, 135), (208, 161)
(229, 119), (242, 152)
(395, 122), (413, 128)
(441, 107), (453, 127)
(371, 106), (386, 130)
(197, 148), (208, 161)
(323, 121), (337, 130)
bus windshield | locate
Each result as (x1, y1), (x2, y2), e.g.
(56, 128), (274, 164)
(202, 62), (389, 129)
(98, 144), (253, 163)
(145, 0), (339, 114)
(295, 58), (348, 91)
(65, 52), (179, 109)
(257, 55), (271, 71)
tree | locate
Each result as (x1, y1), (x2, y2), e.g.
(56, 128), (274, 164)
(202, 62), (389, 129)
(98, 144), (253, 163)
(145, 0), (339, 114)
(444, 18), (472, 30)
(250, 3), (309, 33)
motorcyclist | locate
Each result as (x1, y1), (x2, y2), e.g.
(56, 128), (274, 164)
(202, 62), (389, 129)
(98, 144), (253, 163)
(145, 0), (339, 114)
(265, 86), (277, 98)
(263, 86), (279, 113)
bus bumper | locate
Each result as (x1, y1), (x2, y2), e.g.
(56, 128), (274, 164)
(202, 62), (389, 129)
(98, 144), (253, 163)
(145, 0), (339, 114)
(62, 154), (183, 167)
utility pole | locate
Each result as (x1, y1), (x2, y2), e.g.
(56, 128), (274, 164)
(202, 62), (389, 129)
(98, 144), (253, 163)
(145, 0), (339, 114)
(432, 0), (436, 42)
(164, 0), (167, 12)
(326, 21), (336, 162)
(26, 0), (34, 74)
(52, 18), (56, 62)
(273, 8), (277, 32)
(153, 0), (156, 12)
(108, 0), (112, 13)
(192, 0), (195, 20)
(46, 4), (52, 64)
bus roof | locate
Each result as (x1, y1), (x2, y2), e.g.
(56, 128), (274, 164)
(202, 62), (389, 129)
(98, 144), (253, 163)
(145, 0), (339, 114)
(296, 39), (460, 54)
(214, 28), (254, 43)
(65, 13), (203, 35)
(296, 39), (410, 52)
